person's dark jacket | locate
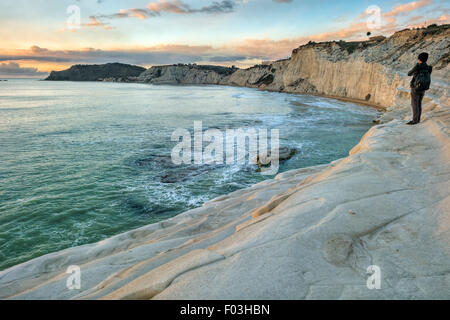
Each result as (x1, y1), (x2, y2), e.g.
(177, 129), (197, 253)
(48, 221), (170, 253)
(408, 63), (432, 92)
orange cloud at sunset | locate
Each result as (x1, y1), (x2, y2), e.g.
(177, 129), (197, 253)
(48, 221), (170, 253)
(84, 17), (114, 30)
(117, 9), (149, 20)
(147, 0), (190, 14)
(384, 0), (433, 17)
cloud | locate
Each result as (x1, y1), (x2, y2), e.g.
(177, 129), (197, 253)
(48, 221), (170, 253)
(2, 0), (446, 74)
(359, 0), (435, 28)
(146, 0), (235, 14)
(30, 46), (49, 54)
(58, 1), (236, 33)
(97, 0), (235, 21)
(0, 62), (47, 77)
(405, 13), (450, 28)
(230, 1), (445, 61)
(191, 0), (235, 13)
(147, 0), (191, 14)
(56, 16), (114, 32)
(114, 9), (152, 19)
(83, 16), (114, 30)
(3, 8), (448, 73)
(333, 14), (348, 23)
(384, 0), (433, 17)
(327, 0), (439, 41)
(0, 45), (249, 68)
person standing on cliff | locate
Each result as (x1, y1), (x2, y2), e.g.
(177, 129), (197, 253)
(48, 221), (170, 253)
(407, 52), (432, 125)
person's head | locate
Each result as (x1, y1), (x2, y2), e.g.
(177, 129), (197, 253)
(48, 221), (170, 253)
(418, 52), (429, 64)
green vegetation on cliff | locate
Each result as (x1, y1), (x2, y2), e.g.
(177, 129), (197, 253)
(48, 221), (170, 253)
(45, 63), (146, 81)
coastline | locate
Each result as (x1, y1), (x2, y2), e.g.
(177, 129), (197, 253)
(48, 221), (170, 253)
(309, 93), (386, 111)
(36, 78), (389, 111)
(0, 25), (449, 299)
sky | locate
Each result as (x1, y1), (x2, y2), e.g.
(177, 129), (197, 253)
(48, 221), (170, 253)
(0, 0), (448, 77)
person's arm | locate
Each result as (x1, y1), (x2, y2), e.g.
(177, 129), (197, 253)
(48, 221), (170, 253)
(429, 66), (433, 75)
(407, 64), (418, 76)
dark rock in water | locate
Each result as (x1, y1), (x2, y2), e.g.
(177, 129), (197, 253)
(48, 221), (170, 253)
(256, 147), (297, 167)
(137, 148), (296, 183)
(161, 165), (214, 183)
(278, 147), (297, 161)
(45, 63), (146, 81)
(135, 155), (222, 183)
(136, 155), (177, 169)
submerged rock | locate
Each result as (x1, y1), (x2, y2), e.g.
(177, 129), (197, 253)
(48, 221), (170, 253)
(256, 146), (297, 167)
(135, 155), (177, 169)
(135, 155), (222, 183)
(160, 165), (213, 183)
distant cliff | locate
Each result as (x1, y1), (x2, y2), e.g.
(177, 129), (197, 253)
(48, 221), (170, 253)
(138, 64), (238, 84)
(46, 25), (449, 110)
(46, 63), (146, 81)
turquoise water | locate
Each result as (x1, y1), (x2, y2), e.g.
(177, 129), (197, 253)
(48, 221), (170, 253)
(0, 79), (378, 270)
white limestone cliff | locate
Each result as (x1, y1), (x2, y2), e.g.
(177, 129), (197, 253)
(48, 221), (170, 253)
(139, 25), (449, 111)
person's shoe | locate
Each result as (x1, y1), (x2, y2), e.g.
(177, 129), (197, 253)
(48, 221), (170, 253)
(406, 121), (418, 125)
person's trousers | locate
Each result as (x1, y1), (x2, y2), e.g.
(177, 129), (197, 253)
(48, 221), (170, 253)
(411, 90), (425, 123)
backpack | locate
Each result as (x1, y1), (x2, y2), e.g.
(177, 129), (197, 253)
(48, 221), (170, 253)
(413, 67), (431, 91)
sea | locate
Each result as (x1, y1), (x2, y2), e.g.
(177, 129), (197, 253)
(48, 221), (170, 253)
(0, 79), (379, 270)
